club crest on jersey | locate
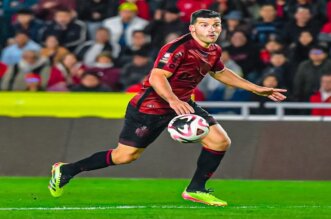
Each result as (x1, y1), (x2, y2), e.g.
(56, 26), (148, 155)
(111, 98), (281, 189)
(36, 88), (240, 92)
(160, 53), (171, 63)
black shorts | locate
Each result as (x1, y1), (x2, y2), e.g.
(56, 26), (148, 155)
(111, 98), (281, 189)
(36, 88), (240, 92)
(119, 101), (218, 148)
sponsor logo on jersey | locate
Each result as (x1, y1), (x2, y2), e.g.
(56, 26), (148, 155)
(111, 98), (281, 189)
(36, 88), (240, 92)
(160, 53), (171, 63)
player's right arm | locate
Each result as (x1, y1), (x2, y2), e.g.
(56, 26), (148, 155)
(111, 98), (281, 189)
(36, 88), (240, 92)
(149, 68), (194, 115)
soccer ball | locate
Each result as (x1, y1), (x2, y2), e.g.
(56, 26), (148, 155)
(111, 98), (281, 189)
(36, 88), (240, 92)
(167, 114), (209, 143)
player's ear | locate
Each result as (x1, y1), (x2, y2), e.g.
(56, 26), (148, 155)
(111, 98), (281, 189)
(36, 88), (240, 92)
(189, 25), (195, 32)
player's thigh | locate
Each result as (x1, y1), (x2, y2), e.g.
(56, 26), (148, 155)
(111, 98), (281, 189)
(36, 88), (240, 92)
(112, 143), (145, 163)
(200, 124), (231, 151)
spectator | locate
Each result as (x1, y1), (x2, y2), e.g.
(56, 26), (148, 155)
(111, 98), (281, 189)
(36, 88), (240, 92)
(209, 0), (250, 19)
(289, 30), (315, 70)
(1, 0), (38, 45)
(77, 0), (117, 40)
(1, 31), (41, 65)
(252, 4), (282, 46)
(318, 2), (331, 46)
(250, 73), (279, 115)
(40, 35), (69, 64)
(274, 0), (289, 22)
(47, 53), (82, 91)
(34, 0), (77, 20)
(87, 52), (122, 91)
(117, 30), (152, 67)
(177, 0), (213, 23)
(120, 48), (153, 89)
(259, 39), (285, 66)
(164, 32), (181, 44)
(70, 70), (111, 92)
(144, 6), (186, 51)
(126, 80), (144, 93)
(282, 6), (322, 45)
(192, 88), (205, 101)
(0, 50), (49, 91)
(287, 0), (326, 23)
(242, 0), (261, 21)
(103, 2), (148, 50)
(0, 10), (5, 49)
(310, 74), (331, 116)
(219, 10), (251, 47)
(293, 44), (331, 102)
(262, 52), (293, 92)
(227, 30), (262, 82)
(74, 27), (117, 67)
(152, 0), (178, 15)
(206, 86), (251, 114)
(119, 0), (151, 20)
(13, 8), (44, 43)
(0, 62), (8, 79)
(41, 7), (87, 51)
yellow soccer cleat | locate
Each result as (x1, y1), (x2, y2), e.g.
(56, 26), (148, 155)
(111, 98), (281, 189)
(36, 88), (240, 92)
(48, 162), (68, 198)
(182, 189), (228, 207)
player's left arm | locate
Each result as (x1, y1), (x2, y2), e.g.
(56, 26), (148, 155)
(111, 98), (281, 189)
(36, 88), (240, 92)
(210, 67), (287, 102)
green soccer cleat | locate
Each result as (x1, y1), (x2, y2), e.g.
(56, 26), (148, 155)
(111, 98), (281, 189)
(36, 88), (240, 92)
(48, 162), (68, 198)
(182, 189), (228, 207)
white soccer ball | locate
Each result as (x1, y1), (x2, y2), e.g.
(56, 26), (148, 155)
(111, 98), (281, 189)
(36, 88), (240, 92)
(167, 114), (209, 143)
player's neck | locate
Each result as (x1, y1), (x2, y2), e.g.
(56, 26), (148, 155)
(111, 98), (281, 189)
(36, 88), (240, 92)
(191, 33), (211, 48)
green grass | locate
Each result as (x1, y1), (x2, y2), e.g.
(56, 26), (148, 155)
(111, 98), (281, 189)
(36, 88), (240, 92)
(0, 177), (330, 219)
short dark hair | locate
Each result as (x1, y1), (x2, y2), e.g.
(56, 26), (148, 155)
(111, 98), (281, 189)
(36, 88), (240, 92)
(96, 51), (113, 61)
(310, 43), (329, 54)
(55, 7), (71, 14)
(96, 27), (110, 33)
(190, 9), (221, 25)
(296, 5), (312, 13)
(15, 30), (29, 37)
(132, 30), (145, 36)
(260, 3), (276, 9)
(271, 51), (286, 56)
(17, 8), (34, 15)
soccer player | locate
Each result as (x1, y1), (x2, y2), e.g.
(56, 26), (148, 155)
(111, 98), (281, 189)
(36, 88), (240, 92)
(49, 9), (287, 206)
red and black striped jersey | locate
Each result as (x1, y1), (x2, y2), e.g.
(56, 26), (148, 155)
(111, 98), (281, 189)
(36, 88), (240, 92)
(130, 33), (225, 114)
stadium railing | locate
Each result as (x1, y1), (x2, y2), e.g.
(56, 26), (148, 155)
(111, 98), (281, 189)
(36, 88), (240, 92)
(197, 101), (331, 121)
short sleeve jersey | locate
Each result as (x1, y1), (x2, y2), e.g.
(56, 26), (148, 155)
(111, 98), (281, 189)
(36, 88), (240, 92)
(130, 33), (225, 114)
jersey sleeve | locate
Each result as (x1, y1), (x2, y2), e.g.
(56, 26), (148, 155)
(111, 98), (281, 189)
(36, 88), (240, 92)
(211, 59), (225, 72)
(154, 45), (186, 73)
(211, 46), (225, 72)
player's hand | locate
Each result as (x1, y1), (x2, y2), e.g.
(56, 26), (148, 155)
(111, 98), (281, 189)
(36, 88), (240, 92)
(253, 87), (287, 102)
(169, 99), (195, 115)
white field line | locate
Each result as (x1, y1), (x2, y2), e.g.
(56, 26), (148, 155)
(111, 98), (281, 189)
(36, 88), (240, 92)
(0, 205), (331, 211)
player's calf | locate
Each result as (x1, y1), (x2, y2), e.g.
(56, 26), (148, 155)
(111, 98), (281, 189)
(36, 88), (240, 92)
(111, 144), (144, 164)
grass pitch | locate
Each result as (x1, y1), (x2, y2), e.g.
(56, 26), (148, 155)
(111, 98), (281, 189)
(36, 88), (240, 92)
(0, 177), (330, 219)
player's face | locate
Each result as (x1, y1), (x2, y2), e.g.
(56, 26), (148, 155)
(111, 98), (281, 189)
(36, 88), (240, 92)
(190, 17), (222, 46)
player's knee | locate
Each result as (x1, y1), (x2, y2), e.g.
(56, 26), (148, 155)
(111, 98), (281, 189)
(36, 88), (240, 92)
(214, 135), (231, 151)
(222, 136), (231, 150)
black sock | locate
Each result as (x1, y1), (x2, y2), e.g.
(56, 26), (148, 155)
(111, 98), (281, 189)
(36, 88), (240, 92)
(187, 147), (226, 192)
(61, 149), (115, 177)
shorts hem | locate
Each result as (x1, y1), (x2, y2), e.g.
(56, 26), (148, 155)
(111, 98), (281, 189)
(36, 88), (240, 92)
(118, 138), (149, 149)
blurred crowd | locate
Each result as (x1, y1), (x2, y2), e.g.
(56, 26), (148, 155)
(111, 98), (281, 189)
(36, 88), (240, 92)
(0, 0), (331, 115)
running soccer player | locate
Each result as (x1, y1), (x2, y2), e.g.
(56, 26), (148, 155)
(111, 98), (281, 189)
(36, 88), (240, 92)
(49, 9), (287, 206)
